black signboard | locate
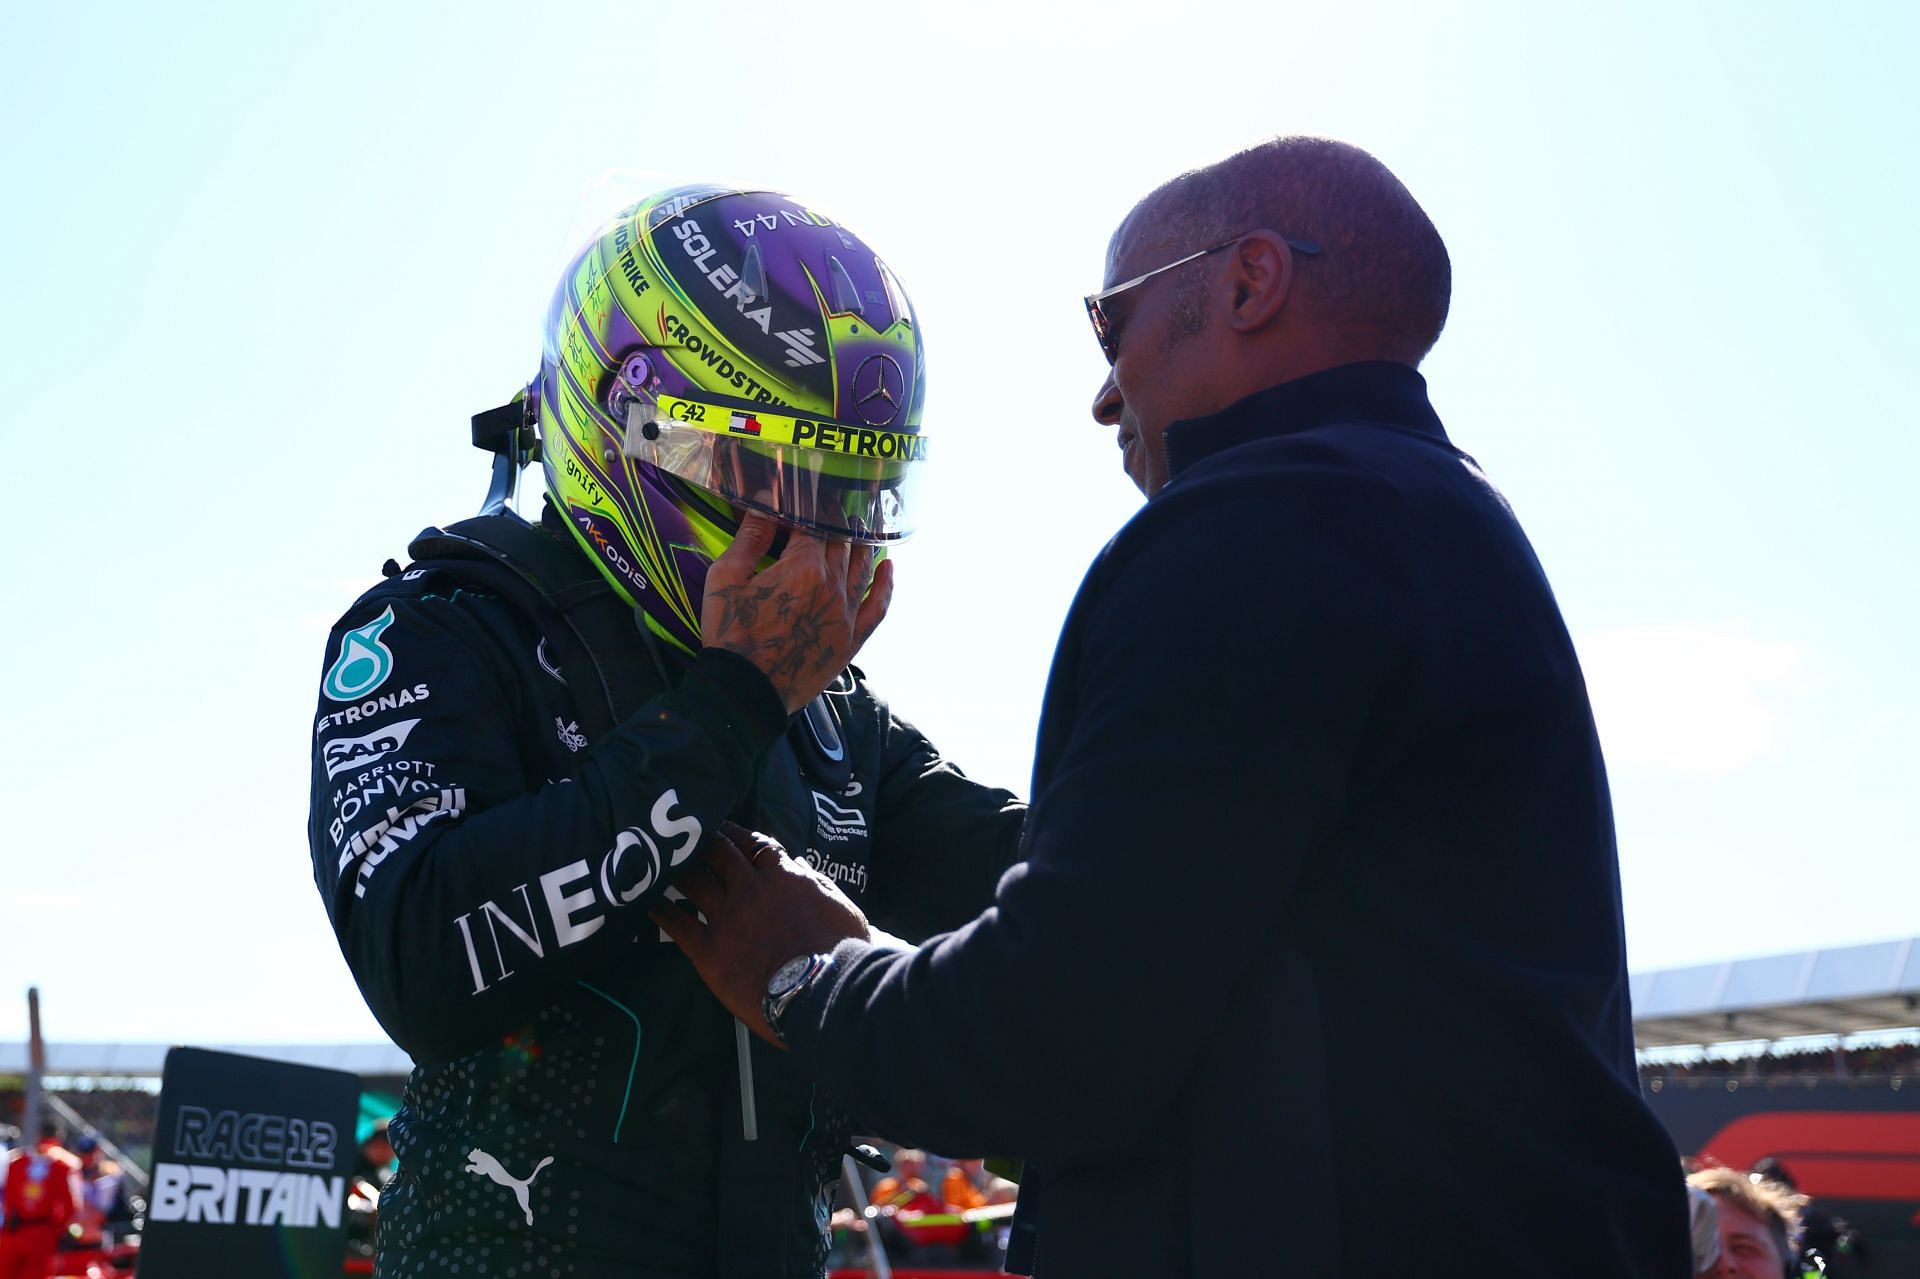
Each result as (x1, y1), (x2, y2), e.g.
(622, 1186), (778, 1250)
(139, 1047), (358, 1279)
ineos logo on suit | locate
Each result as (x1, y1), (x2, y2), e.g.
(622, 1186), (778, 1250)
(453, 791), (702, 994)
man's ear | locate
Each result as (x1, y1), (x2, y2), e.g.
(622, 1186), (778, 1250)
(1224, 231), (1295, 333)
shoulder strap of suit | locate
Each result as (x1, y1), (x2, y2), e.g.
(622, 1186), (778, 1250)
(403, 511), (664, 733)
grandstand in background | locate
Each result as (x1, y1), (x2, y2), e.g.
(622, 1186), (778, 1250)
(1634, 935), (1920, 1052)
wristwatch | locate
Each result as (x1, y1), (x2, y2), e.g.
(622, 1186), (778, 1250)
(763, 952), (833, 1042)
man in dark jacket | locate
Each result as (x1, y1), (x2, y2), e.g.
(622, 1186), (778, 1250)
(657, 138), (1694, 1276)
(309, 184), (1025, 1277)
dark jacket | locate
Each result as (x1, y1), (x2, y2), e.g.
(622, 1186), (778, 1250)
(306, 512), (1025, 1278)
(784, 363), (1692, 1276)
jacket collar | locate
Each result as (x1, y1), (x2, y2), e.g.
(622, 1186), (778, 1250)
(1162, 360), (1445, 484)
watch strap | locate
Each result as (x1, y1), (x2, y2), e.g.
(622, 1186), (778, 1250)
(763, 952), (831, 1041)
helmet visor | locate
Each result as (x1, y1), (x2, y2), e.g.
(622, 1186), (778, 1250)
(622, 396), (926, 543)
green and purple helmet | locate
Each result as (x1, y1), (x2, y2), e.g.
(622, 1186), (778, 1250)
(531, 184), (927, 656)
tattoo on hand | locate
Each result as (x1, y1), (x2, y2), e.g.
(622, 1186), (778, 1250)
(711, 582), (841, 694)
(774, 616), (824, 681)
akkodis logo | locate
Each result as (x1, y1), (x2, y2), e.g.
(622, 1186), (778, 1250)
(325, 606), (397, 702)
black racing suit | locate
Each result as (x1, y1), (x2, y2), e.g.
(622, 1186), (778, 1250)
(306, 511), (1025, 1278)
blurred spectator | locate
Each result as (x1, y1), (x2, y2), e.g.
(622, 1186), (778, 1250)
(940, 1161), (988, 1212)
(1688, 1165), (1806, 1279)
(948, 1158), (1017, 1207)
(1753, 1157), (1865, 1274)
(869, 1148), (929, 1209)
(344, 1123), (394, 1265)
(0, 1123), (83, 1279)
(1688, 1183), (1722, 1276)
(355, 1119), (396, 1190)
(72, 1129), (111, 1236)
(71, 1135), (131, 1246)
(866, 1149), (975, 1252)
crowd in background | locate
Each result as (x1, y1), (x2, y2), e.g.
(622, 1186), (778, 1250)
(1642, 1039), (1920, 1083)
(0, 1089), (159, 1174)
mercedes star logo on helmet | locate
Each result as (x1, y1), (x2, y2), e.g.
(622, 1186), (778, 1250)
(852, 354), (906, 426)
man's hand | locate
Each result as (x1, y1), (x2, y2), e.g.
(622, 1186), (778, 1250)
(650, 823), (871, 1046)
(702, 513), (894, 713)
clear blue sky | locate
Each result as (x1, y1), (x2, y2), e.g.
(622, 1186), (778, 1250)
(1, 0), (1914, 1044)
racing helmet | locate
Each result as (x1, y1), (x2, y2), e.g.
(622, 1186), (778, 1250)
(531, 184), (927, 656)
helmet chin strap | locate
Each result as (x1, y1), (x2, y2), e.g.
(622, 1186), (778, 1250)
(471, 392), (541, 516)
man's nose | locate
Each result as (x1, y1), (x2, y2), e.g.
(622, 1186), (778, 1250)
(1091, 366), (1122, 426)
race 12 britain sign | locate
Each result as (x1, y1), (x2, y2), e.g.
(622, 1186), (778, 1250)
(138, 1047), (359, 1279)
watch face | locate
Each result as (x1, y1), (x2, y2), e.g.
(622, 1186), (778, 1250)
(769, 954), (814, 997)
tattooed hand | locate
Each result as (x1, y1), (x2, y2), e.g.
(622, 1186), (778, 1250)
(701, 512), (894, 713)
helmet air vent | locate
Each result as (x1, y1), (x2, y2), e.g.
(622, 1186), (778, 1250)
(739, 244), (768, 304)
(826, 255), (864, 315)
(877, 259), (912, 328)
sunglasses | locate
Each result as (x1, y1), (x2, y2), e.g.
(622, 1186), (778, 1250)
(1084, 233), (1323, 363)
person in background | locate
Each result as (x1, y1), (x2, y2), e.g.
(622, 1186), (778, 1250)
(1689, 1183), (1723, 1276)
(969, 1159), (1019, 1207)
(939, 1160), (988, 1212)
(354, 1120), (396, 1190)
(0, 1124), (82, 1279)
(1752, 1157), (1862, 1274)
(70, 1135), (129, 1246)
(1689, 1165), (1812, 1279)
(869, 1149), (929, 1210)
